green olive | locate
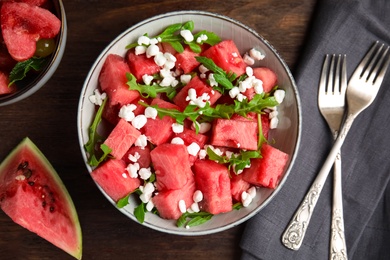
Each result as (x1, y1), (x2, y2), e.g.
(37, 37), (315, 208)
(35, 38), (56, 58)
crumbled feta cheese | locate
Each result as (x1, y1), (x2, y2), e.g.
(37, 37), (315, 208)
(146, 200), (154, 212)
(144, 106), (158, 119)
(247, 186), (257, 199)
(144, 182), (155, 195)
(180, 74), (192, 84)
(270, 117), (279, 129)
(154, 52), (167, 67)
(122, 173), (128, 179)
(193, 190), (203, 203)
(126, 163), (140, 178)
(118, 104), (137, 122)
(160, 76), (174, 87)
(243, 53), (255, 65)
(246, 66), (254, 77)
(139, 167), (152, 180)
(149, 37), (159, 45)
(135, 134), (148, 148)
(187, 142), (200, 156)
(229, 86), (240, 99)
(137, 35), (150, 46)
(172, 123), (184, 133)
(192, 121), (211, 134)
(89, 89), (107, 106)
(140, 182), (155, 202)
(171, 137), (185, 145)
(274, 89), (286, 103)
(199, 64), (209, 74)
(236, 93), (247, 102)
(190, 202), (200, 212)
(178, 199), (187, 213)
(132, 114), (147, 129)
(208, 73), (218, 87)
(242, 191), (253, 207)
(196, 34), (208, 43)
(206, 145), (223, 156)
(146, 44), (159, 58)
(249, 48), (265, 60)
(253, 79), (264, 94)
(180, 29), (194, 42)
(186, 88), (197, 101)
(142, 74), (154, 85)
(164, 60), (176, 70)
(135, 45), (147, 55)
(198, 149), (207, 159)
(164, 52), (176, 62)
(128, 152), (140, 163)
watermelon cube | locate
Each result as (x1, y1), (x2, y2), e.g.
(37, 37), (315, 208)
(210, 118), (258, 150)
(126, 50), (160, 82)
(230, 173), (251, 202)
(152, 177), (196, 220)
(193, 159), (232, 215)
(91, 159), (141, 202)
(0, 72), (16, 95)
(123, 145), (151, 169)
(201, 40), (246, 77)
(99, 54), (140, 106)
(175, 46), (200, 74)
(231, 113), (270, 139)
(103, 118), (141, 160)
(173, 127), (208, 147)
(253, 67), (278, 93)
(173, 76), (222, 110)
(150, 143), (193, 191)
(142, 98), (179, 145)
(242, 143), (289, 189)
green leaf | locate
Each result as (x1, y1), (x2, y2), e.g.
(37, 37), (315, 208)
(117, 194), (130, 208)
(134, 202), (146, 223)
(182, 21), (194, 31)
(187, 41), (202, 53)
(9, 57), (47, 85)
(88, 143), (112, 167)
(159, 23), (183, 36)
(177, 212), (213, 228)
(233, 202), (243, 210)
(193, 30), (221, 46)
(166, 40), (184, 53)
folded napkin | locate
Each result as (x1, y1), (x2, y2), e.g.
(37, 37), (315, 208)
(240, 0), (390, 259)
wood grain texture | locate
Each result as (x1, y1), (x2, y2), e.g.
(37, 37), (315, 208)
(0, 0), (316, 259)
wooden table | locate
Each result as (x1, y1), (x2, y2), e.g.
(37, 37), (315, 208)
(0, 0), (316, 259)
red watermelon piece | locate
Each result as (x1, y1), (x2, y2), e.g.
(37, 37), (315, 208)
(210, 118), (258, 150)
(152, 176), (196, 220)
(123, 145), (151, 169)
(103, 118), (141, 160)
(91, 159), (141, 202)
(150, 143), (193, 191)
(230, 173), (251, 202)
(201, 40), (246, 77)
(0, 2), (61, 61)
(99, 54), (140, 106)
(193, 159), (232, 214)
(126, 50), (160, 82)
(173, 76), (222, 110)
(253, 67), (278, 93)
(242, 143), (289, 188)
(175, 46), (200, 74)
(231, 113), (270, 139)
(0, 71), (16, 95)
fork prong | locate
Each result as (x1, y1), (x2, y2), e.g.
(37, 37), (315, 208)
(334, 55), (341, 93)
(361, 42), (383, 81)
(327, 55), (336, 93)
(340, 55), (347, 95)
(371, 45), (390, 85)
(319, 54), (330, 95)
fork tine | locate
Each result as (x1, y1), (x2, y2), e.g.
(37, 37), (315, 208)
(319, 54), (330, 94)
(340, 55), (347, 95)
(372, 45), (390, 85)
(333, 55), (341, 93)
(361, 42), (383, 81)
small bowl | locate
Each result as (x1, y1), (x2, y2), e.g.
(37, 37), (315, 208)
(78, 10), (301, 235)
(0, 0), (67, 106)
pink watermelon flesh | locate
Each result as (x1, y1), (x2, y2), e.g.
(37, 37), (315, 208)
(0, 71), (16, 95)
(0, 138), (82, 259)
(210, 118), (258, 150)
(103, 118), (141, 160)
(201, 40), (246, 77)
(230, 173), (251, 202)
(253, 67), (278, 93)
(231, 113), (270, 139)
(91, 159), (141, 202)
(123, 145), (151, 168)
(173, 76), (222, 110)
(150, 143), (193, 191)
(98, 54), (140, 106)
(0, 2), (61, 61)
(175, 46), (200, 74)
(193, 159), (232, 215)
(126, 50), (160, 82)
(242, 143), (289, 188)
(152, 177), (196, 220)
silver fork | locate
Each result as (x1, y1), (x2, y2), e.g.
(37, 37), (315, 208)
(319, 54), (348, 260)
(282, 41), (390, 251)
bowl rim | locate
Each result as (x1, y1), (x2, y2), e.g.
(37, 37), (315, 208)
(0, 0), (67, 106)
(78, 10), (302, 235)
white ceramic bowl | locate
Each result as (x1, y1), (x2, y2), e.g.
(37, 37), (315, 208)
(0, 0), (67, 106)
(78, 10), (301, 235)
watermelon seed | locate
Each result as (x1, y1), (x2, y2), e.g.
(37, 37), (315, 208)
(28, 181), (35, 186)
(42, 201), (47, 207)
(23, 169), (32, 178)
(49, 206), (55, 212)
(17, 161), (28, 170)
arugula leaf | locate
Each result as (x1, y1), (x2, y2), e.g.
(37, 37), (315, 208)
(9, 57), (47, 86)
(193, 30), (221, 46)
(117, 194), (131, 208)
(126, 72), (177, 100)
(134, 202), (146, 223)
(177, 211), (213, 228)
(84, 98), (112, 167)
(233, 202), (244, 210)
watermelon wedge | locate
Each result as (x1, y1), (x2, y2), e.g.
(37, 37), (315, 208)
(0, 138), (82, 259)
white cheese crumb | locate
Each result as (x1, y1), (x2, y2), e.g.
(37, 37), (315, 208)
(142, 74), (154, 85)
(178, 199), (187, 213)
(243, 53), (255, 65)
(196, 34), (208, 43)
(192, 121), (211, 134)
(180, 74), (192, 85)
(154, 52), (167, 67)
(149, 38), (159, 45)
(274, 89), (286, 103)
(247, 186), (257, 199)
(187, 142), (200, 156)
(180, 29), (194, 42)
(172, 123), (184, 133)
(242, 191), (253, 207)
(132, 114), (147, 129)
(135, 134), (148, 149)
(139, 167), (152, 180)
(193, 190), (203, 203)
(190, 202), (200, 212)
(146, 200), (154, 212)
(144, 106), (158, 119)
(270, 117), (279, 129)
(135, 45), (147, 55)
(229, 86), (240, 99)
(246, 66), (254, 77)
(137, 35), (150, 46)
(89, 89), (107, 106)
(198, 149), (207, 159)
(122, 173), (128, 179)
(199, 64), (209, 74)
(146, 44), (159, 58)
(249, 48), (265, 60)
(171, 137), (185, 145)
(126, 163), (140, 178)
(118, 104), (137, 122)
(208, 73), (218, 87)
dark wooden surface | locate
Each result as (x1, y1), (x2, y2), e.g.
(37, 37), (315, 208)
(0, 1), (317, 259)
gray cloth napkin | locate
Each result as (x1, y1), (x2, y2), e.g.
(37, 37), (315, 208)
(240, 0), (390, 259)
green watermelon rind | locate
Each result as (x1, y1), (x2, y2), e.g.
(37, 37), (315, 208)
(0, 137), (82, 259)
